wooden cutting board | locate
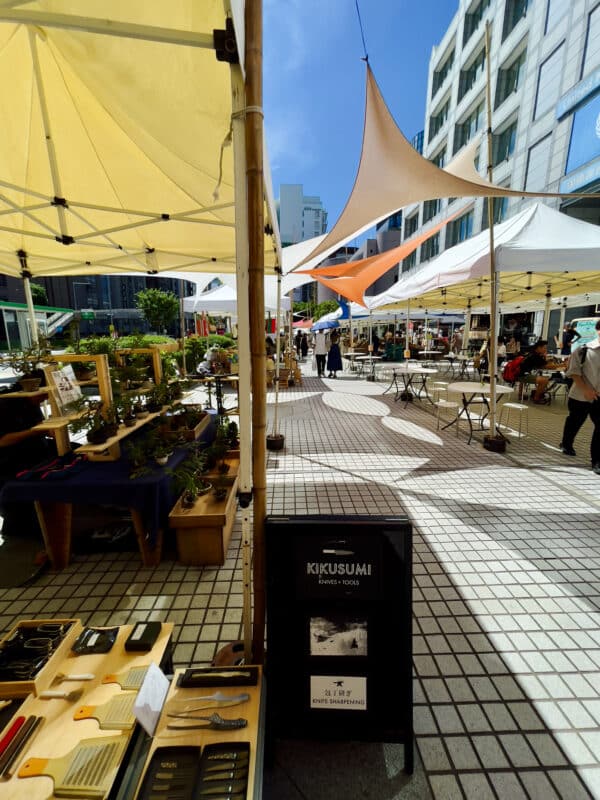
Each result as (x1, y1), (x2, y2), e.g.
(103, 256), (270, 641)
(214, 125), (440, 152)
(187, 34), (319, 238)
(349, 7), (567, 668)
(101, 666), (148, 691)
(18, 735), (129, 799)
(73, 693), (137, 731)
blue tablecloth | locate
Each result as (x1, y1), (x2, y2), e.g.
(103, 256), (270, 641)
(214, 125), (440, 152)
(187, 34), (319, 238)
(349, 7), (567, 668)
(0, 411), (217, 543)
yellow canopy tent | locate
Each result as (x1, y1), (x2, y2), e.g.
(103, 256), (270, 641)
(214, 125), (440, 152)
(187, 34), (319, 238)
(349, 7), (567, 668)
(0, 0), (276, 662)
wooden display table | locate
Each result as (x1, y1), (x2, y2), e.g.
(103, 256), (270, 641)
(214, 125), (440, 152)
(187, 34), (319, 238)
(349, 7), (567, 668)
(169, 476), (239, 566)
(1, 623), (173, 800)
(133, 666), (264, 800)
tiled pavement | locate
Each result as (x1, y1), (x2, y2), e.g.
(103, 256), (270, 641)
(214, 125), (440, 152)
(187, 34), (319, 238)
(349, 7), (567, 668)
(1, 360), (599, 799)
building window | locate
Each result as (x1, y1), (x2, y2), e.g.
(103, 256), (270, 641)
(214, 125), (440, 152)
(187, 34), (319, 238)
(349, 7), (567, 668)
(492, 120), (517, 165)
(463, 0), (491, 46)
(420, 233), (440, 262)
(402, 251), (416, 272)
(423, 199), (441, 224)
(404, 214), (419, 237)
(533, 43), (564, 119)
(582, 4), (600, 78)
(432, 48), (455, 97)
(411, 130), (424, 154)
(446, 211), (474, 247)
(430, 147), (446, 168)
(545, 0), (567, 33)
(502, 0), (529, 41)
(428, 98), (450, 142)
(481, 196), (509, 229)
(495, 48), (527, 109)
(453, 100), (485, 153)
(524, 134), (552, 191)
(458, 47), (486, 103)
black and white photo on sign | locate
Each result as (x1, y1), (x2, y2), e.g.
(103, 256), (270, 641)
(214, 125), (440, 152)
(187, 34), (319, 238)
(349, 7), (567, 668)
(309, 614), (368, 656)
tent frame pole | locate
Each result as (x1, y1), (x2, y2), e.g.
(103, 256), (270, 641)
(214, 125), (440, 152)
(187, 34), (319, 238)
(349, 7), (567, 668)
(484, 21), (504, 452)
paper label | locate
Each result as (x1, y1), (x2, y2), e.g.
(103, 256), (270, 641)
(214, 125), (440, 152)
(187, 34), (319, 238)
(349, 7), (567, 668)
(88, 632), (100, 646)
(310, 675), (367, 711)
(133, 662), (170, 737)
(130, 624), (146, 641)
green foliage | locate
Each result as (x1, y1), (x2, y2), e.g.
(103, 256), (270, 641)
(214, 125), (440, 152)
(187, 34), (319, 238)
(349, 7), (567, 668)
(135, 288), (179, 333)
(30, 282), (48, 306)
(313, 300), (338, 321)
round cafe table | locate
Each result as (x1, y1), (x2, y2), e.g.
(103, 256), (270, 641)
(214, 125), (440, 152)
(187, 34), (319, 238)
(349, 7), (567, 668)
(446, 381), (513, 443)
(382, 364), (438, 405)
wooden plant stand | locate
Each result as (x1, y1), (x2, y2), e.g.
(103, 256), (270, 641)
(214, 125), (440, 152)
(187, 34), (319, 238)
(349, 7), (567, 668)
(169, 476), (239, 566)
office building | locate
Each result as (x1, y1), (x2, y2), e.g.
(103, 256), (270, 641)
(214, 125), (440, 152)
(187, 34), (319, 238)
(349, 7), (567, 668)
(399, 0), (600, 324)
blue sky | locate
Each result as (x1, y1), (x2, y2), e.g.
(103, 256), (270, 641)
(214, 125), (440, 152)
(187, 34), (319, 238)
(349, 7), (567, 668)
(263, 0), (459, 232)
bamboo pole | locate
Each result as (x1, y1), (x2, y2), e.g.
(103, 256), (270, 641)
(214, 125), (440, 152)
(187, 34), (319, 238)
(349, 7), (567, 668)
(245, 0), (266, 663)
(230, 64), (253, 662)
(179, 279), (187, 377)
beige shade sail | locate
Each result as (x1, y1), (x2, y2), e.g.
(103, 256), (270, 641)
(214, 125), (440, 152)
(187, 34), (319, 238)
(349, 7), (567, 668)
(299, 65), (594, 267)
(367, 203), (600, 313)
(0, 1), (279, 279)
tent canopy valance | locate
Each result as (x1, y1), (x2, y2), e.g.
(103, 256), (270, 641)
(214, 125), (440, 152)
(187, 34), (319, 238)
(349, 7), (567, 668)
(0, 1), (279, 280)
(367, 203), (600, 313)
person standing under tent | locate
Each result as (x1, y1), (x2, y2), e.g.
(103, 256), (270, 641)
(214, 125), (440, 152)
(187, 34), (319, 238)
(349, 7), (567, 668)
(300, 333), (308, 361)
(327, 332), (343, 378)
(313, 330), (328, 378)
(559, 319), (600, 472)
(555, 322), (581, 356)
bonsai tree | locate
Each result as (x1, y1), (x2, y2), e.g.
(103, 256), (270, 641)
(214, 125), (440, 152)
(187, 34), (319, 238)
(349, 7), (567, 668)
(168, 447), (209, 508)
(9, 339), (52, 390)
(135, 288), (179, 334)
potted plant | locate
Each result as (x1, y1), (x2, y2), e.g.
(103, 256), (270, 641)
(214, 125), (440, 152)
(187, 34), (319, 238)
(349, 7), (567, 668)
(212, 475), (228, 502)
(9, 341), (51, 391)
(226, 420), (239, 450)
(169, 453), (211, 508)
(152, 441), (174, 466)
(119, 397), (137, 428)
(71, 360), (96, 381)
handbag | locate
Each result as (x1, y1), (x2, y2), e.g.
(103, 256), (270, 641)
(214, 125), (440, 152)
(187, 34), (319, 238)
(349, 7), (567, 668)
(311, 355), (317, 371)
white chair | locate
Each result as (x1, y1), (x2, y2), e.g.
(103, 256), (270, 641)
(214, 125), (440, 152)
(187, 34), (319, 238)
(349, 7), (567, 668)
(430, 381), (449, 403)
(435, 399), (460, 435)
(498, 402), (529, 438)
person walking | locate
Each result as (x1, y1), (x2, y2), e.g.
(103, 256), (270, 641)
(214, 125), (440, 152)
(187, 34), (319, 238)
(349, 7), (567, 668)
(326, 332), (343, 378)
(294, 330), (302, 357)
(559, 319), (600, 473)
(313, 330), (328, 378)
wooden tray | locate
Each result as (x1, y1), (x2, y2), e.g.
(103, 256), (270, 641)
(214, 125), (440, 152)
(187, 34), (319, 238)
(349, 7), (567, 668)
(0, 619), (82, 699)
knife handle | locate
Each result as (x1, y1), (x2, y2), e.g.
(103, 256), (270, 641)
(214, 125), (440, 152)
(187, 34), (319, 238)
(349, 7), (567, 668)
(0, 716), (26, 758)
(73, 705), (95, 720)
(18, 756), (48, 778)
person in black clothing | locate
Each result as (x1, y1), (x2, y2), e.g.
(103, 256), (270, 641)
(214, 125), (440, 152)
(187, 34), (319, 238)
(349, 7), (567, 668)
(0, 390), (57, 538)
(518, 340), (558, 403)
(300, 333), (308, 361)
(555, 322), (581, 356)
(294, 330), (302, 357)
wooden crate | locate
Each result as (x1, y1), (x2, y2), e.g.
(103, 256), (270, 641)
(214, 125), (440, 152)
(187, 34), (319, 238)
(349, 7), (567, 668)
(169, 478), (238, 566)
(204, 456), (239, 486)
(0, 618), (82, 699)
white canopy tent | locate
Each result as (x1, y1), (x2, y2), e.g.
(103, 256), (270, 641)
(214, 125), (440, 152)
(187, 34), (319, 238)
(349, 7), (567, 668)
(184, 276), (290, 315)
(367, 204), (600, 313)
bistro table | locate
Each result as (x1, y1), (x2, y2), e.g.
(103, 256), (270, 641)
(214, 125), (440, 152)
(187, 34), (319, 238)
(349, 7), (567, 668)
(355, 354), (382, 379)
(455, 353), (475, 379)
(418, 350), (444, 361)
(446, 381), (513, 444)
(382, 364), (438, 405)
(201, 374), (239, 415)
